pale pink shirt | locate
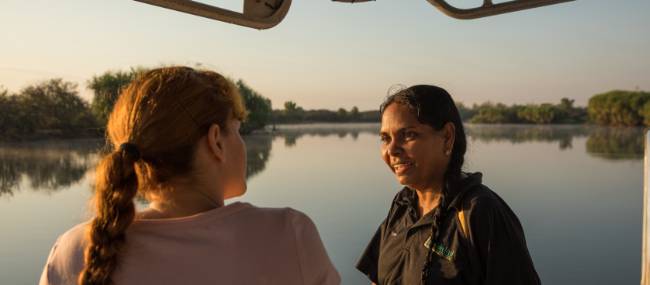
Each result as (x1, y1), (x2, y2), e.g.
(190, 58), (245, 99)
(39, 202), (340, 285)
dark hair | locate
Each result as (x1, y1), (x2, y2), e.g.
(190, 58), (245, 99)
(380, 84), (467, 282)
(78, 67), (247, 285)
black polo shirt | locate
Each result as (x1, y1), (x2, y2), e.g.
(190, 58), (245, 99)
(356, 172), (541, 285)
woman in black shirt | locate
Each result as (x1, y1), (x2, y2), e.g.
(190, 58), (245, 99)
(356, 85), (540, 285)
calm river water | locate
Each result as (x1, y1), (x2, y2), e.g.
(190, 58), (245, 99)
(0, 123), (644, 285)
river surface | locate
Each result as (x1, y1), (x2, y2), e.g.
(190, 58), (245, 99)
(0, 123), (644, 284)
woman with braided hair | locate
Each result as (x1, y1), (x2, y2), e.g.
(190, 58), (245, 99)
(356, 85), (540, 285)
(39, 66), (340, 285)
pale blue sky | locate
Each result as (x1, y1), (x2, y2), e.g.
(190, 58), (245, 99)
(1, 0), (648, 110)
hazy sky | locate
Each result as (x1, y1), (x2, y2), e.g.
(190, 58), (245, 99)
(1, 0), (649, 110)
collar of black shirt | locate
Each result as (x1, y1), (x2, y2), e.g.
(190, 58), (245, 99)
(393, 172), (483, 226)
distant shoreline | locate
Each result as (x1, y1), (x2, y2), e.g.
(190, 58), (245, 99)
(3, 122), (646, 143)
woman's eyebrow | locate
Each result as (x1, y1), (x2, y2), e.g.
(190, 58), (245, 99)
(380, 126), (417, 135)
(397, 126), (418, 133)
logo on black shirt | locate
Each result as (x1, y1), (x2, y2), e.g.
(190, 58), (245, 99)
(424, 236), (455, 261)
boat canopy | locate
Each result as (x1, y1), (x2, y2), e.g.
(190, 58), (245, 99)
(134, 0), (575, 29)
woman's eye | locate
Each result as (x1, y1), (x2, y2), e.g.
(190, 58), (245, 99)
(405, 131), (417, 139)
(380, 135), (390, 144)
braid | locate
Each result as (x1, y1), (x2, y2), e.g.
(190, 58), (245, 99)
(79, 150), (138, 285)
(421, 186), (449, 282)
(421, 145), (465, 283)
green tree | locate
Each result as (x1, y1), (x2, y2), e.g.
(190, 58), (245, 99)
(588, 90), (650, 126)
(559, 98), (574, 110)
(337, 108), (348, 121)
(517, 103), (557, 124)
(350, 106), (361, 121)
(0, 88), (20, 138)
(19, 79), (96, 132)
(470, 102), (519, 124)
(236, 80), (272, 134)
(557, 97), (587, 123)
(641, 101), (650, 126)
(283, 100), (304, 122)
(284, 101), (299, 112)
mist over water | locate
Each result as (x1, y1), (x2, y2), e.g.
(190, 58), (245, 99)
(0, 123), (643, 285)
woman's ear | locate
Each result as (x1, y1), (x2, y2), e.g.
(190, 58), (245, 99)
(443, 122), (456, 154)
(207, 123), (225, 162)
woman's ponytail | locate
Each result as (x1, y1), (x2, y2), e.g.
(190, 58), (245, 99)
(78, 147), (139, 285)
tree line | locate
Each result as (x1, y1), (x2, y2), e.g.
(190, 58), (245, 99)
(587, 90), (650, 126)
(1, 68), (647, 141)
(274, 98), (588, 125)
(458, 90), (650, 126)
(0, 68), (274, 140)
(273, 101), (379, 124)
(458, 97), (588, 124)
(0, 80), (98, 140)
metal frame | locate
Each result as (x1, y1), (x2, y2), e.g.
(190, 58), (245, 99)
(426, 0), (574, 19)
(135, 0), (575, 29)
(641, 130), (650, 285)
(134, 0), (292, 29)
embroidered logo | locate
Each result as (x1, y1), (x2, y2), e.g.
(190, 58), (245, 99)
(424, 236), (455, 261)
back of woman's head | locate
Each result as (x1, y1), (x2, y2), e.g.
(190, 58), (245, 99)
(79, 66), (246, 285)
(380, 85), (466, 184)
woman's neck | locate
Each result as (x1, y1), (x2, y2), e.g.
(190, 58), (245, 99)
(414, 181), (444, 217)
(415, 190), (442, 217)
(139, 185), (224, 219)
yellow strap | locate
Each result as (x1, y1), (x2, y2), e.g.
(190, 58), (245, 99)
(458, 210), (469, 237)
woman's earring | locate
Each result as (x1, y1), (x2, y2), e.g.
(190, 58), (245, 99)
(445, 149), (452, 156)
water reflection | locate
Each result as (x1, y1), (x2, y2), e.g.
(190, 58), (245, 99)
(465, 124), (644, 160)
(0, 135), (275, 197)
(0, 139), (102, 196)
(465, 124), (590, 150)
(586, 127), (645, 160)
(274, 124), (646, 160)
(272, 123), (378, 147)
(245, 134), (272, 179)
(0, 125), (645, 197)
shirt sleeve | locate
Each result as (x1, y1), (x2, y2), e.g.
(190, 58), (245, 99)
(355, 223), (382, 284)
(289, 210), (341, 285)
(468, 195), (541, 285)
(39, 223), (88, 285)
(39, 239), (59, 285)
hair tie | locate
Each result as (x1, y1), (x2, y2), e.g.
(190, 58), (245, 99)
(119, 142), (141, 161)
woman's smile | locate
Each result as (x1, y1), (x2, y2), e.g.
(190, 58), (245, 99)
(392, 161), (415, 175)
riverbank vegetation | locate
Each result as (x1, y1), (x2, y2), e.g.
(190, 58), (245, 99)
(458, 98), (588, 124)
(1, 67), (647, 141)
(0, 68), (274, 140)
(272, 101), (379, 124)
(457, 90), (650, 127)
(0, 80), (98, 140)
(587, 90), (650, 126)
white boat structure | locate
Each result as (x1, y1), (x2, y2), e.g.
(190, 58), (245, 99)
(641, 130), (650, 285)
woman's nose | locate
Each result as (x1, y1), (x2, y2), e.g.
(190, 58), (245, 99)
(387, 140), (403, 156)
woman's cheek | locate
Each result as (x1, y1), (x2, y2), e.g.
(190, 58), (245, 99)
(380, 148), (390, 169)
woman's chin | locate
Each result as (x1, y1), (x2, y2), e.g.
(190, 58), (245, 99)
(396, 175), (415, 187)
